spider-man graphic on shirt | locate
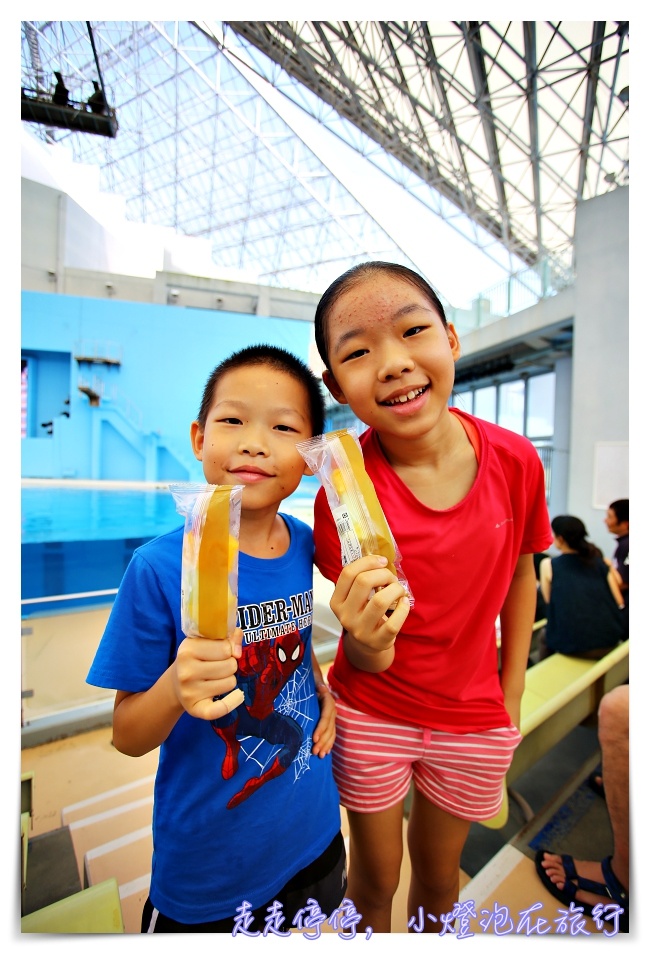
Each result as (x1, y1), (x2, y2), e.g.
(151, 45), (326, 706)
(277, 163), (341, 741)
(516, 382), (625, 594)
(211, 625), (305, 809)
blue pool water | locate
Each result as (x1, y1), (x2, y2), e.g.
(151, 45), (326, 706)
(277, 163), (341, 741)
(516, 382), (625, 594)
(22, 485), (183, 545)
(21, 477), (320, 612)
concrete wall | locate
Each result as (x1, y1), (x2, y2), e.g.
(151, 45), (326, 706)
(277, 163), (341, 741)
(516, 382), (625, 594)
(458, 187), (628, 555)
(549, 355), (572, 523)
(21, 177), (321, 318)
(568, 189), (629, 555)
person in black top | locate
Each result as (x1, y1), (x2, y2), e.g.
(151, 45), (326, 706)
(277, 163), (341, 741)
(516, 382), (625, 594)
(536, 684), (629, 932)
(538, 515), (626, 659)
(605, 499), (629, 607)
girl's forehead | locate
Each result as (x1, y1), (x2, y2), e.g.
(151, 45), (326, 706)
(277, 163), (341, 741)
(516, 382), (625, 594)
(334, 274), (425, 313)
(329, 275), (433, 329)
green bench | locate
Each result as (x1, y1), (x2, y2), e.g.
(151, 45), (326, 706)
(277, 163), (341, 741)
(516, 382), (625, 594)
(21, 877), (124, 933)
(482, 639), (629, 829)
(21, 771), (34, 897)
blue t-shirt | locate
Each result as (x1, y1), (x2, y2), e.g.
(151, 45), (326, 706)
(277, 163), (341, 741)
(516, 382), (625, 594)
(87, 514), (341, 924)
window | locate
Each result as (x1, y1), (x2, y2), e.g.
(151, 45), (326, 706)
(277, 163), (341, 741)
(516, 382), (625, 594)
(473, 386), (497, 422)
(498, 380), (525, 434)
(526, 372), (555, 439)
(454, 372), (555, 439)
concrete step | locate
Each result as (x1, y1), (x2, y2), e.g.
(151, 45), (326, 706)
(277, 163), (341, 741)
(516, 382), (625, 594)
(68, 796), (154, 884)
(62, 774), (155, 825)
(84, 825), (153, 893)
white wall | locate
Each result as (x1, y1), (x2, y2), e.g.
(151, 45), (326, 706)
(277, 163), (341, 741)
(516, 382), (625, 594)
(568, 187), (629, 555)
(549, 354), (572, 522)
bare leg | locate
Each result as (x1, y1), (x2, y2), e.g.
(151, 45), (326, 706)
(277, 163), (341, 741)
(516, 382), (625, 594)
(345, 801), (405, 933)
(539, 684), (629, 903)
(406, 788), (471, 931)
(599, 684), (629, 889)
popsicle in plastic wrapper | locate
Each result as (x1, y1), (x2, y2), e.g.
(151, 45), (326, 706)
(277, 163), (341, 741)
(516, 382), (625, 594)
(169, 482), (243, 639)
(296, 429), (413, 606)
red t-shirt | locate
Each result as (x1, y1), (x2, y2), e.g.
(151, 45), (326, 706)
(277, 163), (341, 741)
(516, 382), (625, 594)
(314, 409), (553, 732)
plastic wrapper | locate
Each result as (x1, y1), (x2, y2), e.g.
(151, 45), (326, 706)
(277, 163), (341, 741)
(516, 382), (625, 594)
(297, 428), (413, 606)
(169, 482), (243, 638)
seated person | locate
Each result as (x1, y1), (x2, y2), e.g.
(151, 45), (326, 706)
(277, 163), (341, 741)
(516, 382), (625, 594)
(538, 515), (625, 659)
(533, 551), (550, 623)
(536, 685), (629, 932)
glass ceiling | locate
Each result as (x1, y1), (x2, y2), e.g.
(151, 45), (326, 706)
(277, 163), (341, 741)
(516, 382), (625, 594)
(21, 20), (628, 308)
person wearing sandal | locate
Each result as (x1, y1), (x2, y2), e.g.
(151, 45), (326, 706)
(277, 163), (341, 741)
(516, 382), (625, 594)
(535, 685), (629, 932)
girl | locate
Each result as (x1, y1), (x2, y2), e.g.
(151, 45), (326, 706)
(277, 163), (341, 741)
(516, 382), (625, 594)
(538, 514), (626, 659)
(312, 262), (552, 932)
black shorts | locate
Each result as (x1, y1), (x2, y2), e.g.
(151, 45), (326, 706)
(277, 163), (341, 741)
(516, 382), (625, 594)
(141, 830), (347, 933)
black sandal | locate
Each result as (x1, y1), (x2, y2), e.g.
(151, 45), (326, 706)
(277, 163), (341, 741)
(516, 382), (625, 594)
(535, 851), (628, 933)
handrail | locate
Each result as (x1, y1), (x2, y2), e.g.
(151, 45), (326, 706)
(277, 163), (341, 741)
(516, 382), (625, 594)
(22, 589), (118, 606)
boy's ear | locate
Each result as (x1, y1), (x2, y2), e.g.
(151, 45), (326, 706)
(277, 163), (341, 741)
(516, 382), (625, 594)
(302, 461), (315, 477)
(322, 369), (348, 405)
(190, 420), (204, 461)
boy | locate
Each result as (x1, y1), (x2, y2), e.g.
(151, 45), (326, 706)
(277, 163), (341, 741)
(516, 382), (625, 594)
(605, 498), (629, 610)
(87, 344), (345, 932)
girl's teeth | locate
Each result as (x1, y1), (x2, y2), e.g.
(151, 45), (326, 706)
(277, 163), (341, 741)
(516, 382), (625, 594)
(390, 388), (422, 405)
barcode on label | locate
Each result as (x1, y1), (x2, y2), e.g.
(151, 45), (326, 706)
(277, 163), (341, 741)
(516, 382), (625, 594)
(333, 506), (363, 565)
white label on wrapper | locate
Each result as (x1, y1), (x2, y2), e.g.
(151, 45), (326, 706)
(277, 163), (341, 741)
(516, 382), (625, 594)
(333, 505), (363, 566)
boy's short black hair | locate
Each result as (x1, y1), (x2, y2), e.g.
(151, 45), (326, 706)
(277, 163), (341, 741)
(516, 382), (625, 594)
(197, 344), (325, 436)
(609, 499), (629, 524)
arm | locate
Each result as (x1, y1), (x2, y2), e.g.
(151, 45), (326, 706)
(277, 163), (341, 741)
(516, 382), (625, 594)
(112, 630), (244, 757)
(605, 558), (625, 591)
(499, 553), (537, 730)
(607, 566), (625, 609)
(539, 556), (552, 604)
(329, 554), (410, 673)
(311, 649), (336, 757)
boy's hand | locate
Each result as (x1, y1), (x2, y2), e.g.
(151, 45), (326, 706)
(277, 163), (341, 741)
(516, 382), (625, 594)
(172, 628), (245, 721)
(330, 555), (409, 654)
(312, 684), (336, 757)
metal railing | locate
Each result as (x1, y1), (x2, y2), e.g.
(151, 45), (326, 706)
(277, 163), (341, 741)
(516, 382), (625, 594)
(532, 442), (554, 504)
(448, 258), (575, 332)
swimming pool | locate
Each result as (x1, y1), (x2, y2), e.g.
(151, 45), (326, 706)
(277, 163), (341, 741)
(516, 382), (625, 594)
(21, 477), (320, 612)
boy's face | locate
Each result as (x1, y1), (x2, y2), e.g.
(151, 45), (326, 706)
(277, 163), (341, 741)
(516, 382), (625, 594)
(605, 508), (628, 536)
(191, 364), (312, 513)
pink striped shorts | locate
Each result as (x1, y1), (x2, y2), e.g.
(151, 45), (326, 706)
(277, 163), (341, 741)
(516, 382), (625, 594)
(331, 696), (522, 820)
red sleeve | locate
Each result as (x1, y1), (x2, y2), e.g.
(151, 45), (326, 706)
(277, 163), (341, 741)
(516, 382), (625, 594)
(313, 485), (343, 583)
(521, 441), (553, 555)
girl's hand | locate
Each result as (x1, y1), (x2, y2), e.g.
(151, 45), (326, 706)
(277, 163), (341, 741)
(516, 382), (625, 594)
(502, 692), (522, 732)
(172, 628), (244, 720)
(312, 684), (336, 757)
(330, 554), (410, 654)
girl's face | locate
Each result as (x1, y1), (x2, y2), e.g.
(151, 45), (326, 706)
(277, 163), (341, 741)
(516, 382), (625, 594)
(322, 274), (461, 438)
